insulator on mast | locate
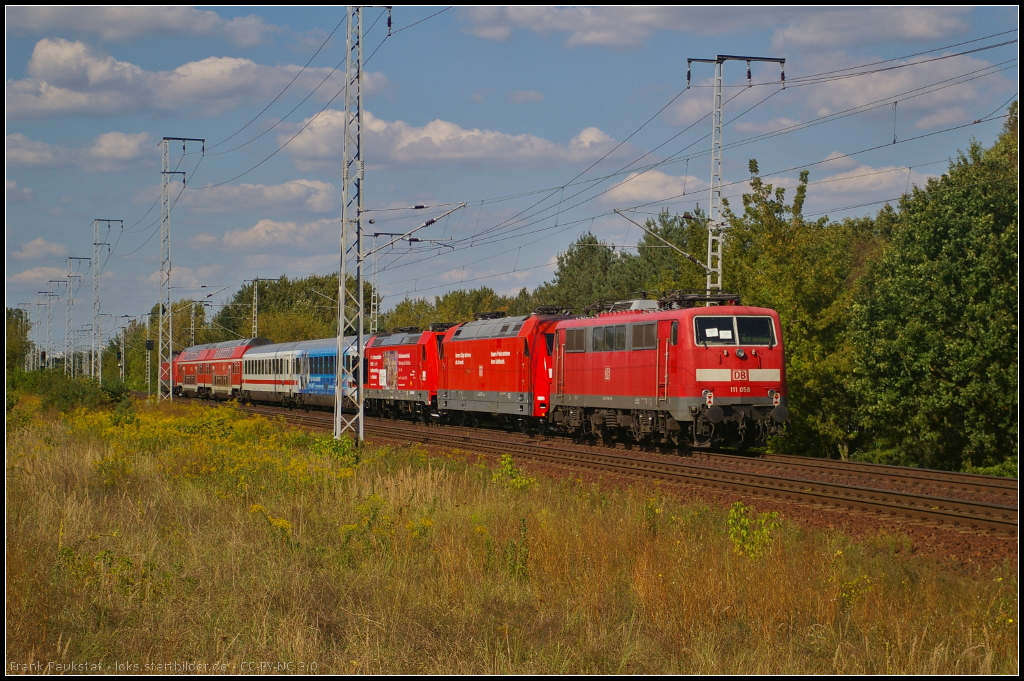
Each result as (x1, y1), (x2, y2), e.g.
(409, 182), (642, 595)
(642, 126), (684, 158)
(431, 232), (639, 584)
(746, 60), (752, 86)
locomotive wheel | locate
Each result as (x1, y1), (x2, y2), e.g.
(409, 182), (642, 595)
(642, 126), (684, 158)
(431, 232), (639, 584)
(455, 411), (467, 428)
(517, 417), (532, 435)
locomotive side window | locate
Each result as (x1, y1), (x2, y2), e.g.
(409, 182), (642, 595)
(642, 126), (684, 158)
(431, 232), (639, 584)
(592, 327), (604, 352)
(671, 321), (678, 346)
(631, 323), (658, 350)
(603, 327), (615, 352)
(565, 328), (586, 353)
(615, 326), (626, 350)
(737, 317), (776, 346)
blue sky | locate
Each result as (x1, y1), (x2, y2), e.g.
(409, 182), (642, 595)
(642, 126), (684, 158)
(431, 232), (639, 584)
(6, 6), (1018, 345)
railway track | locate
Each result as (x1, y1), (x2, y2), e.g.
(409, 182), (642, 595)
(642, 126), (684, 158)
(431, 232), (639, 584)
(158, 396), (1019, 536)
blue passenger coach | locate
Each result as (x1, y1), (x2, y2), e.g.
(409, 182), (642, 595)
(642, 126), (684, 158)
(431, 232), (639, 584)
(241, 336), (364, 409)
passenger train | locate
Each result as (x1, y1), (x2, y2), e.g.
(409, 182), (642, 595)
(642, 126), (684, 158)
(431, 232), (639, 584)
(168, 293), (788, 449)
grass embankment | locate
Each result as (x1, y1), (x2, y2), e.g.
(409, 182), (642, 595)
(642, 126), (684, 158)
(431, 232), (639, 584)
(6, 394), (1018, 674)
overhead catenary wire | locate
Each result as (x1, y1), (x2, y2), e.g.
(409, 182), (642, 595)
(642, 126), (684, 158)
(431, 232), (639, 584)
(379, 57), (1015, 268)
(372, 109), (1014, 292)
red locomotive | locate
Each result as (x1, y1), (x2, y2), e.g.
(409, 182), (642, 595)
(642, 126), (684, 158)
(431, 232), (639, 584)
(364, 325), (451, 420)
(435, 308), (574, 429)
(548, 293), (787, 448)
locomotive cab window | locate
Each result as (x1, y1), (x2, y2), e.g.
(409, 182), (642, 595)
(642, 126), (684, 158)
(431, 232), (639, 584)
(695, 317), (735, 345)
(737, 317), (776, 346)
(695, 316), (776, 346)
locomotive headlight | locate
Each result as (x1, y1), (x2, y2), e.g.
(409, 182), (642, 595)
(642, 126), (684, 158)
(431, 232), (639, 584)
(735, 348), (747, 359)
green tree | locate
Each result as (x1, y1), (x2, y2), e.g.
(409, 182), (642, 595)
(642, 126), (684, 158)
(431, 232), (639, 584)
(531, 232), (644, 312)
(634, 209), (709, 293)
(208, 274), (369, 342)
(723, 162), (887, 458)
(6, 307), (33, 374)
(850, 104), (1018, 470)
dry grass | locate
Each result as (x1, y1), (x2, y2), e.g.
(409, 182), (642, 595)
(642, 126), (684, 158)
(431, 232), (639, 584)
(6, 398), (1018, 674)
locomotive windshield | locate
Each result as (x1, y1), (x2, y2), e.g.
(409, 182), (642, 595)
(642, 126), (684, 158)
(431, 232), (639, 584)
(694, 316), (775, 346)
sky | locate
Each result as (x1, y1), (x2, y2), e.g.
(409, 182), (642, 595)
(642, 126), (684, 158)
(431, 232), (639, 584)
(5, 6), (1019, 348)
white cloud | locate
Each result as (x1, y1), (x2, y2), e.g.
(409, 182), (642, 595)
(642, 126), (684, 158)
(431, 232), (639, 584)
(7, 130), (155, 172)
(183, 180), (337, 214)
(460, 7), (969, 51)
(913, 106), (970, 130)
(89, 131), (151, 160)
(7, 38), (389, 119)
(460, 7), (774, 49)
(9, 266), (69, 283)
(770, 8), (970, 51)
(603, 170), (709, 205)
(734, 117), (801, 134)
(6, 7), (277, 46)
(146, 266), (200, 290)
(12, 237), (68, 260)
(799, 52), (1012, 120)
(6, 133), (63, 166)
(812, 164), (934, 198)
(6, 180), (34, 203)
(283, 110), (620, 171)
(199, 218), (337, 252)
(817, 151), (860, 172)
(507, 90), (544, 104)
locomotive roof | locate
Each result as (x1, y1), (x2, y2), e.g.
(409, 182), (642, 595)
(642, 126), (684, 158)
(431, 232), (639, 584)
(369, 330), (424, 347)
(450, 315), (529, 341)
(558, 304), (778, 327)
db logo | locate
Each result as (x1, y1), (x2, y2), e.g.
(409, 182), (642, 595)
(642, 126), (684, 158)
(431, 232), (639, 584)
(732, 370), (748, 381)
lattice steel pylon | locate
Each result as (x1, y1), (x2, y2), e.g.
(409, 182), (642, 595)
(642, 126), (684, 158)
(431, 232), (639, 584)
(159, 137), (203, 400)
(66, 258), (87, 376)
(336, 6), (365, 441)
(687, 55), (785, 294)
